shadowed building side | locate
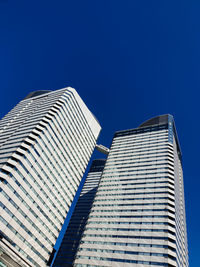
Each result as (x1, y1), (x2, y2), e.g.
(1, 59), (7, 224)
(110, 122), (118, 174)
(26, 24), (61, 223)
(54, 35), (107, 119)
(52, 159), (106, 267)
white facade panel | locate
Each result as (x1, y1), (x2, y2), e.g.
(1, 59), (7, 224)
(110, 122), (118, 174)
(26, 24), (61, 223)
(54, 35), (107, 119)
(73, 115), (188, 267)
(0, 88), (101, 267)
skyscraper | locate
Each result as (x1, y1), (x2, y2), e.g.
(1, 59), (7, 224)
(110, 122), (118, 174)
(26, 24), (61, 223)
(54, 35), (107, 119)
(0, 88), (101, 267)
(73, 115), (188, 267)
(53, 159), (106, 266)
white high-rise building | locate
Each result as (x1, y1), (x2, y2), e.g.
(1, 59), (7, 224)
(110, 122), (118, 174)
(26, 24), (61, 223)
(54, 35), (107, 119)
(0, 88), (101, 267)
(74, 115), (188, 267)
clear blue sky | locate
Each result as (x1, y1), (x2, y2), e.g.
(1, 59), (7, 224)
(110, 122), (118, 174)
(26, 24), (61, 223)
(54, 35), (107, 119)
(0, 1), (199, 265)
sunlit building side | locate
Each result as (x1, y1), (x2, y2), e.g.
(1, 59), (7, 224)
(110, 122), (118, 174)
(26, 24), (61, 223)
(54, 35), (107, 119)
(0, 88), (101, 267)
(74, 115), (188, 267)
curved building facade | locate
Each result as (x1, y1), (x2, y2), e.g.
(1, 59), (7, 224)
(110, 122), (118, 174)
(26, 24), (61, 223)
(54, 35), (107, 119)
(0, 88), (101, 267)
(73, 115), (188, 267)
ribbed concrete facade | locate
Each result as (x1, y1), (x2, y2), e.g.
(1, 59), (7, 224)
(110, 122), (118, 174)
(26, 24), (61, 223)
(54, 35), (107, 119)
(0, 88), (101, 267)
(53, 159), (106, 266)
(74, 115), (188, 267)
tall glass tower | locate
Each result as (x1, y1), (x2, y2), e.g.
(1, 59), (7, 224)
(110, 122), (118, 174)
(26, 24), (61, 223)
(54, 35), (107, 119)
(0, 88), (101, 267)
(74, 115), (188, 267)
